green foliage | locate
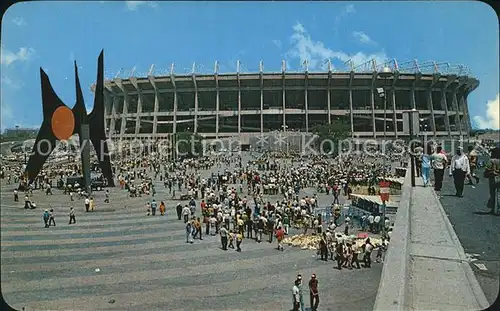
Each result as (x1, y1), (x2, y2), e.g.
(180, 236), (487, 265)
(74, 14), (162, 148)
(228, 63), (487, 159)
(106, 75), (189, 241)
(0, 129), (38, 142)
(311, 121), (351, 155)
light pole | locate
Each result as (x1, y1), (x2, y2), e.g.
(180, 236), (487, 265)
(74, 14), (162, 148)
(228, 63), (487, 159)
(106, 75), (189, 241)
(281, 124), (289, 153)
(377, 67), (393, 175)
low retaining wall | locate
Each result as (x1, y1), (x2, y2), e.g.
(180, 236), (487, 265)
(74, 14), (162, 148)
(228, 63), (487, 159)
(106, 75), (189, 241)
(373, 169), (411, 311)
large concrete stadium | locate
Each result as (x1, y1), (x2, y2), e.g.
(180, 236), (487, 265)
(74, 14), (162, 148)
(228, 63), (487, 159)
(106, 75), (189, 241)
(95, 59), (479, 144)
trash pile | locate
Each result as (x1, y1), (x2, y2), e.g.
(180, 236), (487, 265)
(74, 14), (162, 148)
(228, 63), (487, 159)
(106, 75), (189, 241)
(283, 233), (384, 250)
(283, 234), (322, 250)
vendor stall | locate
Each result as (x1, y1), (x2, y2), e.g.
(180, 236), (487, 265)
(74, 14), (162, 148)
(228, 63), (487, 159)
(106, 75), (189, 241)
(350, 194), (399, 215)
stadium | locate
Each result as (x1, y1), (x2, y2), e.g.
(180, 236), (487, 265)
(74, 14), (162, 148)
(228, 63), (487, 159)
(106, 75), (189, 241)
(95, 59), (479, 145)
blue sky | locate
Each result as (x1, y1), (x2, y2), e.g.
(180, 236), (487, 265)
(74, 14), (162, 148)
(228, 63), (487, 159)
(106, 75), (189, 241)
(1, 1), (498, 131)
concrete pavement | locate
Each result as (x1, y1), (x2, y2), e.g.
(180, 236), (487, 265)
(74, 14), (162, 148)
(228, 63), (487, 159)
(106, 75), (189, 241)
(439, 168), (500, 305)
(1, 155), (383, 311)
(374, 172), (491, 311)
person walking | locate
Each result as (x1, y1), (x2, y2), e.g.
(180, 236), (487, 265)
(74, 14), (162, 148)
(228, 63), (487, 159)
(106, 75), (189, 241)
(276, 226), (285, 251)
(335, 242), (344, 270)
(228, 230), (235, 249)
(42, 209), (50, 228)
(421, 144), (432, 187)
(176, 203), (182, 220)
(13, 189), (18, 202)
(68, 207), (76, 224)
(467, 145), (480, 185)
(236, 231), (243, 252)
(450, 146), (470, 197)
(319, 232), (328, 261)
(484, 147), (500, 214)
(431, 145), (447, 193)
(351, 242), (361, 269)
(151, 199), (158, 216)
(283, 213), (290, 235)
(220, 225), (229, 250)
(84, 197), (90, 212)
(48, 208), (56, 227)
(194, 217), (203, 240)
(159, 201), (165, 216)
(296, 274), (305, 311)
(364, 238), (373, 268)
(182, 205), (190, 223)
(104, 189), (110, 203)
(308, 274), (319, 311)
(292, 279), (301, 311)
(185, 221), (194, 243)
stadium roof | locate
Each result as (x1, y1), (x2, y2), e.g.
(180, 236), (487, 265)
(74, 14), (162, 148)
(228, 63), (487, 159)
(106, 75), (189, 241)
(103, 58), (475, 81)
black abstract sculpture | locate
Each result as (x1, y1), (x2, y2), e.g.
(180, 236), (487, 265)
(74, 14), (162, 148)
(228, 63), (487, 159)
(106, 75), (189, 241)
(24, 50), (115, 187)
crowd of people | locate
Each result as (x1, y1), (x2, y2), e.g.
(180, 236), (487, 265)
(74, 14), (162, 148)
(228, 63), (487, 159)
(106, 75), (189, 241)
(2, 136), (498, 309)
(416, 142), (499, 214)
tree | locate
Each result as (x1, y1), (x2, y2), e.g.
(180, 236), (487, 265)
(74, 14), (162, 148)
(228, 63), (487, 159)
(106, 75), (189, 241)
(311, 120), (350, 155)
(173, 132), (204, 158)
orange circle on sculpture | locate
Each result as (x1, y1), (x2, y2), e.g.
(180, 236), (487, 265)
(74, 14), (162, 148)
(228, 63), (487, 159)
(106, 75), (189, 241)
(51, 106), (75, 140)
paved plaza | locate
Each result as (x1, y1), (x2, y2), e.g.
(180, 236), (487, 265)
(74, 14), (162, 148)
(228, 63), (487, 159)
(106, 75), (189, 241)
(439, 168), (500, 305)
(1, 156), (383, 311)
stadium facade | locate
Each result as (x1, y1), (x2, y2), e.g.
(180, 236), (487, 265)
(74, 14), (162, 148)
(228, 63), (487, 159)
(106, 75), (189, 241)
(95, 60), (479, 144)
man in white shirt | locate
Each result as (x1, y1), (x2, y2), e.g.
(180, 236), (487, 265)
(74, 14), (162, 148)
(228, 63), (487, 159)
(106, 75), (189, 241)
(182, 205), (191, 223)
(431, 145), (448, 192)
(367, 214), (374, 232)
(373, 215), (381, 233)
(450, 146), (470, 197)
(84, 197), (90, 212)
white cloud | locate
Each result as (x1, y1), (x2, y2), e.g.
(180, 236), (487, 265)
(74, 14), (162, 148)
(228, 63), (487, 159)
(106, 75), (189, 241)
(11, 17), (27, 26)
(272, 39), (282, 49)
(473, 93), (500, 130)
(335, 4), (356, 24)
(286, 22), (387, 71)
(125, 1), (158, 11)
(1, 75), (23, 90)
(344, 4), (355, 13)
(352, 31), (376, 45)
(1, 47), (36, 66)
(1, 101), (14, 131)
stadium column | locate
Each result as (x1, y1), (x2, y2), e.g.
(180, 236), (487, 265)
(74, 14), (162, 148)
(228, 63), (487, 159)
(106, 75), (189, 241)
(440, 86), (451, 138)
(444, 74), (458, 137)
(130, 77), (143, 135)
(304, 69), (309, 132)
(391, 90), (397, 139)
(114, 78), (128, 140)
(327, 70), (332, 124)
(148, 75), (159, 137)
(428, 73), (440, 139)
(192, 73), (199, 134)
(459, 88), (471, 136)
(426, 91), (436, 139)
(259, 61), (264, 135)
(348, 71), (354, 139)
(104, 83), (116, 138)
(371, 72), (377, 138)
(215, 61), (220, 139)
(107, 92), (117, 139)
(170, 68), (178, 136)
(447, 74), (459, 138)
(282, 60), (286, 131)
(237, 66), (241, 135)
(411, 86), (416, 110)
(391, 71), (399, 139)
(452, 88), (462, 136)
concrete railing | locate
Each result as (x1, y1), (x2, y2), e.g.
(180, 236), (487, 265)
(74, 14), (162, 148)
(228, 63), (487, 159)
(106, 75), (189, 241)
(373, 168), (411, 311)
